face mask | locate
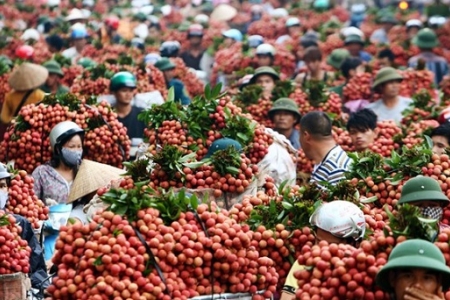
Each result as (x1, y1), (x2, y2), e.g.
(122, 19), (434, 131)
(61, 148), (83, 167)
(0, 190), (8, 209)
(421, 206), (443, 221)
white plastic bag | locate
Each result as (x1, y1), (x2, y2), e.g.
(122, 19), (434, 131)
(256, 128), (297, 187)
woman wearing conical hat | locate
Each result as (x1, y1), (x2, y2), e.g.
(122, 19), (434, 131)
(1, 63), (48, 124)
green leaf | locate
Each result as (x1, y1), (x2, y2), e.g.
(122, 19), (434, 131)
(167, 87), (175, 102)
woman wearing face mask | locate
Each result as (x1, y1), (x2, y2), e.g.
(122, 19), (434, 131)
(32, 121), (84, 261)
(32, 121), (84, 205)
(398, 176), (450, 232)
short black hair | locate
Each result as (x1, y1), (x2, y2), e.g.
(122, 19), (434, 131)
(300, 37), (319, 49)
(377, 48), (395, 62)
(303, 46), (322, 62)
(346, 109), (378, 132)
(45, 35), (64, 51)
(431, 123), (450, 145)
(300, 111), (332, 138)
(149, 23), (161, 31)
(340, 57), (363, 79)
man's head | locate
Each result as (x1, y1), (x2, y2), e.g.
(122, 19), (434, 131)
(286, 17), (301, 36)
(413, 28), (439, 51)
(406, 19), (423, 39)
(379, 14), (397, 31)
(222, 29), (243, 47)
(268, 98), (301, 132)
(109, 71), (137, 105)
(187, 24), (203, 47)
(326, 48), (350, 71)
(340, 57), (364, 80)
(372, 67), (403, 97)
(310, 200), (366, 245)
(346, 109), (378, 151)
(155, 58), (177, 82)
(376, 239), (450, 299)
(399, 175), (449, 221)
(249, 66), (280, 95)
(431, 123), (450, 155)
(296, 35), (318, 61)
(255, 43), (276, 67)
(377, 48), (395, 68)
(70, 27), (88, 50)
(345, 34), (364, 57)
(149, 22), (161, 40)
(303, 46), (322, 73)
(299, 111), (333, 160)
(45, 35), (64, 53)
(43, 60), (64, 88)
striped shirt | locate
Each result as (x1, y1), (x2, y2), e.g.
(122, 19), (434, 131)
(310, 145), (351, 186)
(408, 52), (449, 85)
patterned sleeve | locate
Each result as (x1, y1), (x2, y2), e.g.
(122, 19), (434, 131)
(31, 166), (43, 201)
(282, 261), (303, 295)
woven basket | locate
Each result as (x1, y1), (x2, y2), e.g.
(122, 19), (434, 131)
(0, 273), (27, 300)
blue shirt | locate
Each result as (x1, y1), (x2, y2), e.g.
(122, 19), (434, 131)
(289, 129), (301, 150)
(168, 79), (191, 105)
(359, 51), (372, 62)
(408, 52), (449, 85)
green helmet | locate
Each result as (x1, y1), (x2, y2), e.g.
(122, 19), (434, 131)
(326, 48), (350, 70)
(204, 138), (242, 159)
(372, 67), (403, 89)
(399, 175), (449, 204)
(413, 28), (439, 49)
(268, 98), (301, 123)
(376, 239), (450, 292)
(77, 57), (97, 69)
(109, 71), (137, 92)
(249, 66), (280, 84)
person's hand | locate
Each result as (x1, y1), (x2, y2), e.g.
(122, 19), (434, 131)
(404, 287), (445, 300)
(45, 198), (58, 206)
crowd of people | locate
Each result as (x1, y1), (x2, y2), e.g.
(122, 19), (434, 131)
(1, 0), (450, 298)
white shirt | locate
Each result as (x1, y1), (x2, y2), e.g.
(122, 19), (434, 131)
(366, 96), (413, 124)
(62, 47), (81, 64)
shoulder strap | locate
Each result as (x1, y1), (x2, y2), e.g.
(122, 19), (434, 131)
(13, 89), (35, 117)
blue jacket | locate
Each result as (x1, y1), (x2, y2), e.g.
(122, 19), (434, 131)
(168, 79), (191, 105)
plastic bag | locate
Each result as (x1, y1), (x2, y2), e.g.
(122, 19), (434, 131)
(256, 128), (297, 187)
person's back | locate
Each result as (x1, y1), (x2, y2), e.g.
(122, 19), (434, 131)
(299, 111), (351, 186)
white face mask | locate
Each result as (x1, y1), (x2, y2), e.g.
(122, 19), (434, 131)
(421, 206), (443, 221)
(0, 190), (8, 209)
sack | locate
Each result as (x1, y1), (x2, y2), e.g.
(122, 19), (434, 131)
(256, 128), (297, 187)
(0, 273), (30, 300)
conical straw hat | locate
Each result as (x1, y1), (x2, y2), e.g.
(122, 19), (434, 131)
(68, 160), (125, 203)
(8, 63), (49, 91)
(210, 4), (237, 22)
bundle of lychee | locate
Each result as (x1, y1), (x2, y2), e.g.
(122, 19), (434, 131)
(234, 84), (273, 127)
(342, 72), (373, 102)
(399, 66), (436, 99)
(401, 119), (439, 149)
(290, 80), (342, 117)
(211, 43), (252, 85)
(0, 211), (31, 275)
(47, 187), (278, 299)
(319, 34), (344, 57)
(70, 63), (113, 96)
(246, 14), (283, 39)
(4, 169), (48, 229)
(0, 93), (130, 173)
(293, 241), (388, 299)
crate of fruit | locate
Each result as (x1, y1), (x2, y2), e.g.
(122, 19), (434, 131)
(0, 273), (28, 300)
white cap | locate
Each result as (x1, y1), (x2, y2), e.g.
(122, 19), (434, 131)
(340, 26), (364, 38)
(47, 0), (61, 7)
(406, 19), (423, 28)
(141, 5), (154, 15)
(71, 22), (87, 31)
(20, 28), (40, 41)
(194, 14), (209, 24)
(310, 201), (366, 241)
(270, 8), (288, 18)
(82, 0), (95, 6)
(161, 4), (172, 16)
(255, 43), (276, 56)
(65, 8), (86, 22)
(131, 0), (151, 8)
(286, 17), (300, 27)
(351, 3), (366, 13)
(81, 8), (91, 18)
(134, 23), (149, 39)
(429, 16), (446, 26)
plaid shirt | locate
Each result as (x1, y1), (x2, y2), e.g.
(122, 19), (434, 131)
(408, 52), (449, 85)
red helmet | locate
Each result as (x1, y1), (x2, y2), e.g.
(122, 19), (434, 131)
(15, 45), (34, 60)
(438, 106), (450, 124)
(188, 24), (204, 37)
(105, 16), (120, 30)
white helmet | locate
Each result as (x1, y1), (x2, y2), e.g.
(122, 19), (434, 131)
(351, 3), (366, 13)
(286, 17), (300, 27)
(256, 43), (276, 56)
(194, 14), (209, 24)
(0, 163), (11, 180)
(429, 16), (446, 27)
(47, 0), (61, 7)
(270, 8), (288, 18)
(49, 121), (84, 152)
(134, 23), (149, 39)
(340, 26), (365, 39)
(406, 19), (423, 29)
(20, 28), (40, 41)
(310, 200), (366, 241)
